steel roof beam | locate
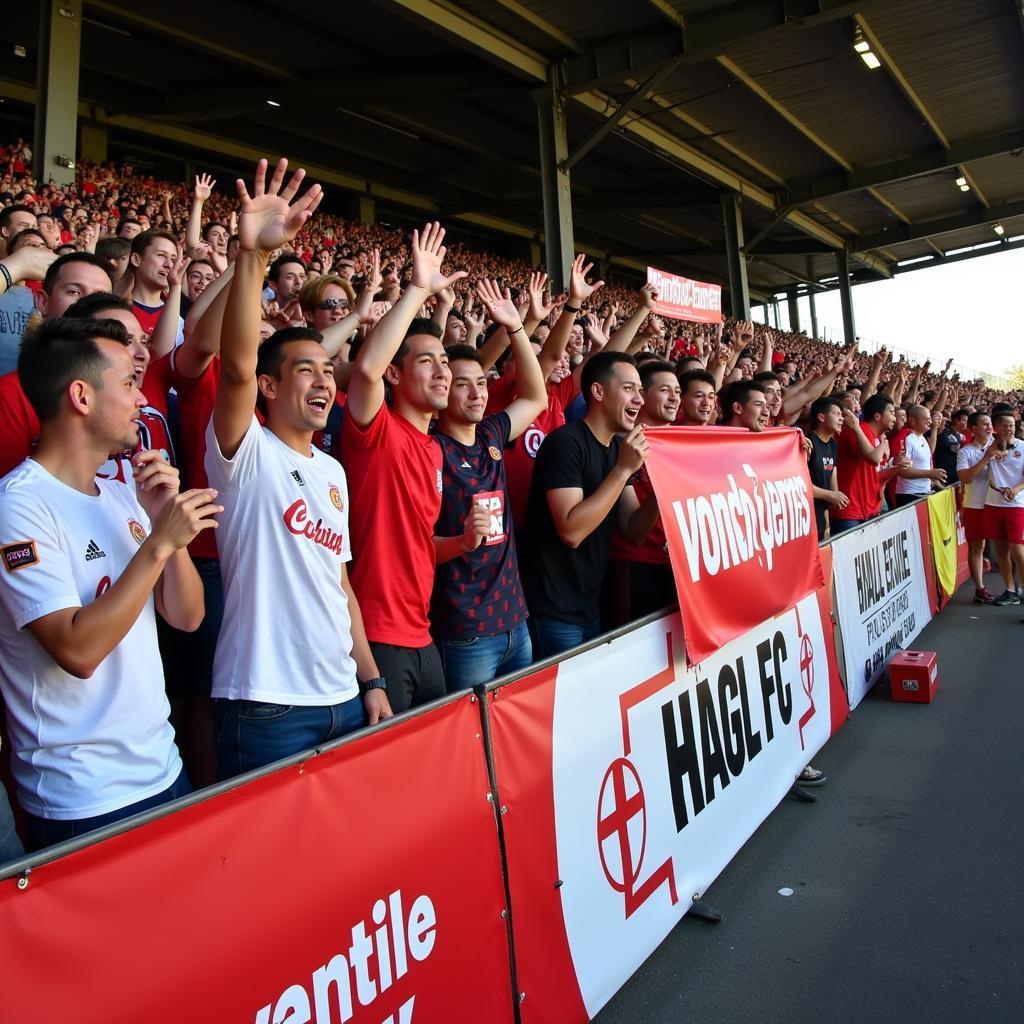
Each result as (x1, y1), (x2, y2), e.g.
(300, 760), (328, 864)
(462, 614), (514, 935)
(851, 198), (1024, 252)
(779, 128), (1024, 205)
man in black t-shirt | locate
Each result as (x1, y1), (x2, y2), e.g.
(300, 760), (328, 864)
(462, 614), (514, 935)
(806, 395), (849, 541)
(523, 351), (649, 658)
(934, 407), (968, 485)
(431, 280), (547, 689)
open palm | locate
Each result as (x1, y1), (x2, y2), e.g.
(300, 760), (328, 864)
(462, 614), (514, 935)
(236, 158), (322, 254)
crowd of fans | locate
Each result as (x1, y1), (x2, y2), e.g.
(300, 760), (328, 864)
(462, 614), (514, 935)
(0, 144), (1022, 864)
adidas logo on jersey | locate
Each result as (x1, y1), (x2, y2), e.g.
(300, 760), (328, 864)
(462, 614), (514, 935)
(85, 539), (106, 561)
(291, 470), (305, 486)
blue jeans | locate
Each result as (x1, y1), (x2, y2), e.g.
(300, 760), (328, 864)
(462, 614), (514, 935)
(25, 769), (192, 852)
(530, 613), (603, 661)
(214, 696), (367, 781)
(0, 784), (24, 863)
(830, 518), (864, 536)
(441, 621), (533, 691)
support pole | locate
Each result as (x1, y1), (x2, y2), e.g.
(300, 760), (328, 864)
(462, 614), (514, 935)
(836, 249), (857, 346)
(807, 259), (819, 340)
(786, 288), (801, 333)
(720, 191), (750, 320)
(357, 196), (376, 225)
(535, 69), (574, 293)
(34, 0), (82, 188)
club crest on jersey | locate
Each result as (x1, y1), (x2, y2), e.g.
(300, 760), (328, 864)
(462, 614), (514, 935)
(329, 483), (343, 511)
(488, 446), (502, 461)
(2, 540), (38, 573)
(127, 519), (147, 546)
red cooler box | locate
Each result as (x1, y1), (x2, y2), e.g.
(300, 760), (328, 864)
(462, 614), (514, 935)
(889, 650), (939, 703)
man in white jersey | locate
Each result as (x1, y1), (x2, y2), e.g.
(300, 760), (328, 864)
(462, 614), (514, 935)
(982, 410), (1024, 606)
(0, 317), (219, 850)
(894, 404), (945, 507)
(206, 158), (391, 780)
(956, 411), (997, 603)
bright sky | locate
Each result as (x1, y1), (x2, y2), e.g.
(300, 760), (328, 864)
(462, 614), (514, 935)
(753, 245), (1024, 384)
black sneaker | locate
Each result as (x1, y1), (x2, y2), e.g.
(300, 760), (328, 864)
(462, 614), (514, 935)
(798, 765), (827, 786)
(993, 590), (1021, 606)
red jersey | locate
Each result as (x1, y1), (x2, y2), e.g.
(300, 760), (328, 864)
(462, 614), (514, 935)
(611, 470), (668, 565)
(173, 358), (221, 559)
(837, 420), (884, 520)
(341, 403), (442, 648)
(486, 373), (576, 531)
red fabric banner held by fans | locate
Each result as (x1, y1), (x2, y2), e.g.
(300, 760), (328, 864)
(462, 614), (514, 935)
(644, 426), (824, 665)
(646, 266), (722, 324)
(0, 696), (515, 1024)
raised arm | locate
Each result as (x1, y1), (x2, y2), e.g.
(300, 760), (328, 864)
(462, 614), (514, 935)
(346, 222), (466, 429)
(148, 244), (187, 360)
(606, 283), (657, 353)
(186, 174), (215, 260)
(214, 158), (322, 459)
(861, 347), (888, 402)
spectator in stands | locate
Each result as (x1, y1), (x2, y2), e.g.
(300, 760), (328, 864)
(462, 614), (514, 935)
(894, 404), (945, 507)
(342, 221), (466, 711)
(0, 316), (218, 848)
(983, 410), (1024, 606)
(676, 368), (717, 426)
(0, 229), (55, 374)
(957, 411), (997, 603)
(265, 253), (307, 311)
(129, 229), (182, 338)
(721, 378), (767, 430)
(95, 236), (131, 291)
(0, 205), (37, 253)
(204, 158), (390, 777)
(806, 395), (849, 540)
(522, 351), (649, 657)
(934, 407), (969, 484)
(118, 218), (143, 240)
(431, 279), (547, 688)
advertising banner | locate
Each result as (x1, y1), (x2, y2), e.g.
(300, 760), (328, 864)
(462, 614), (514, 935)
(489, 595), (840, 1022)
(644, 425), (824, 665)
(0, 696), (515, 1024)
(646, 266), (722, 324)
(831, 505), (933, 710)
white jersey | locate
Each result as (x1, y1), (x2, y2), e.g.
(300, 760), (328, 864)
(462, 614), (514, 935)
(0, 460), (181, 819)
(205, 416), (359, 705)
(895, 431), (933, 496)
(956, 442), (991, 510)
(985, 441), (1024, 508)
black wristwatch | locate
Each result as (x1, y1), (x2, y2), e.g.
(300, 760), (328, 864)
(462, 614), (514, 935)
(360, 677), (387, 693)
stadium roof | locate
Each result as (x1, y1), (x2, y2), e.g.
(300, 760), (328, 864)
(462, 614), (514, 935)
(1, 0), (1023, 301)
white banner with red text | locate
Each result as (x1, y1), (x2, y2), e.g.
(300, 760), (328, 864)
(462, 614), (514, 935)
(646, 266), (722, 324)
(487, 583), (847, 1023)
(830, 503), (934, 710)
(644, 425), (825, 665)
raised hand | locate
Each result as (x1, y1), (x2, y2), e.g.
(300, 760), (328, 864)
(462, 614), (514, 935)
(166, 242), (188, 289)
(568, 253), (605, 306)
(639, 282), (658, 309)
(194, 173), (216, 202)
(528, 271), (556, 322)
(475, 278), (523, 333)
(410, 221), (468, 295)
(616, 424), (649, 474)
(236, 158), (323, 256)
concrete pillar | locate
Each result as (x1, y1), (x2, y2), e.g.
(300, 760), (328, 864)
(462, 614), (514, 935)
(535, 70), (573, 293)
(836, 249), (856, 346)
(357, 195), (376, 225)
(529, 239), (542, 267)
(34, 0), (82, 187)
(808, 288), (819, 340)
(720, 191), (750, 320)
(786, 288), (800, 332)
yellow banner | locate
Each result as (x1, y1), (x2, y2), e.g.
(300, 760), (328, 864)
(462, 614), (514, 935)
(927, 489), (957, 597)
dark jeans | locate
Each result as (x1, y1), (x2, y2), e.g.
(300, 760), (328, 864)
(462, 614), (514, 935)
(180, 558), (224, 696)
(830, 518), (864, 536)
(214, 696), (367, 781)
(25, 769), (192, 852)
(530, 612), (603, 660)
(0, 784), (24, 863)
(440, 621), (533, 690)
(369, 641), (446, 713)
(894, 493), (924, 508)
(608, 560), (676, 627)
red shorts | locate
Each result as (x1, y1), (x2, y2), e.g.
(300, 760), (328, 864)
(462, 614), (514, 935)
(982, 505), (1024, 544)
(961, 506), (986, 543)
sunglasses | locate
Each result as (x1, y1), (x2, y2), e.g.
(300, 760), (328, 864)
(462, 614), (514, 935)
(317, 298), (350, 311)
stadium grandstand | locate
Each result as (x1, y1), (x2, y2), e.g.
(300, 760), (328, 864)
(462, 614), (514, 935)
(0, 2), (1023, 1023)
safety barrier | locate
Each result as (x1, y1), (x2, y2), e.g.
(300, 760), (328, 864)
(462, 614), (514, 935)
(0, 493), (966, 1022)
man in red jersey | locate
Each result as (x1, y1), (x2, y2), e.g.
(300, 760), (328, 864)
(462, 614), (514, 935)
(128, 229), (183, 341)
(342, 221), (467, 711)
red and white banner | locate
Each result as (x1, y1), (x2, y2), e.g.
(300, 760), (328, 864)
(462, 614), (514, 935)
(646, 266), (722, 324)
(0, 696), (515, 1024)
(644, 426), (825, 665)
(489, 592), (844, 1022)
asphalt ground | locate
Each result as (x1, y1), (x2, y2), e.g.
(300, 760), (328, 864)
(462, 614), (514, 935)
(594, 580), (1024, 1024)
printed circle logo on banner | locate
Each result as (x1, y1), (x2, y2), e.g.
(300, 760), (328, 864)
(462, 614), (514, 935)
(597, 758), (647, 895)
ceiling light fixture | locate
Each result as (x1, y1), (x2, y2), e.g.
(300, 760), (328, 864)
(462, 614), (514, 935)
(955, 176), (966, 186)
(994, 223), (1005, 235)
(959, 183), (970, 192)
(852, 25), (881, 68)
(266, 99), (281, 107)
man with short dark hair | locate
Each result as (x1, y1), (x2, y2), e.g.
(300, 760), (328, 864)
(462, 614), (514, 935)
(676, 368), (716, 426)
(982, 410), (1024, 606)
(0, 205), (37, 251)
(957, 411), (997, 603)
(806, 395), (849, 540)
(722, 378), (767, 430)
(129, 229), (182, 338)
(522, 350), (649, 657)
(266, 253), (307, 306)
(0, 316), (218, 848)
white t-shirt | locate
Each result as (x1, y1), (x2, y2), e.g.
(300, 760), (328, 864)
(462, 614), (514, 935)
(956, 441), (991, 510)
(895, 431), (933, 496)
(985, 441), (1024, 508)
(0, 460), (181, 819)
(205, 417), (359, 705)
